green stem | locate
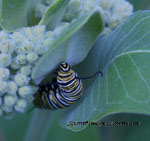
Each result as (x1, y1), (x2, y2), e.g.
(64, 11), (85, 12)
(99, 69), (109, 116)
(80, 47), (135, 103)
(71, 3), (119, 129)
(24, 109), (55, 141)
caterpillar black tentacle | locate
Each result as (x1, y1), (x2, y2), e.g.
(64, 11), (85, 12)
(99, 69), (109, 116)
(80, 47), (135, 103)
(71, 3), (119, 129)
(32, 62), (103, 111)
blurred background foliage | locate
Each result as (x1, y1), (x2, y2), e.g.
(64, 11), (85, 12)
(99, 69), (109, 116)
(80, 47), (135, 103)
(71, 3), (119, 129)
(1, 0), (150, 141)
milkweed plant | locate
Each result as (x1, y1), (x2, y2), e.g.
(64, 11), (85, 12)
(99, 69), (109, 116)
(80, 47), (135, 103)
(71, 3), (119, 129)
(1, 0), (150, 140)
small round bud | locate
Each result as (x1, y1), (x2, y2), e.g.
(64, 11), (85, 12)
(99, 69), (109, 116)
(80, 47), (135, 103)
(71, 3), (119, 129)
(0, 54), (11, 67)
(2, 104), (13, 113)
(27, 52), (39, 63)
(83, 1), (94, 9)
(14, 99), (28, 113)
(109, 15), (121, 29)
(18, 86), (32, 98)
(101, 27), (112, 36)
(25, 27), (32, 37)
(0, 108), (3, 116)
(113, 1), (133, 15)
(34, 44), (45, 55)
(34, 26), (45, 35)
(102, 11), (111, 24)
(43, 38), (55, 48)
(54, 22), (70, 37)
(79, 5), (91, 17)
(20, 65), (32, 76)
(4, 95), (17, 107)
(16, 54), (26, 64)
(99, 0), (113, 10)
(45, 31), (55, 39)
(7, 81), (18, 95)
(0, 31), (9, 41)
(22, 41), (33, 53)
(68, 0), (83, 14)
(12, 32), (26, 43)
(15, 45), (23, 54)
(0, 81), (8, 95)
(34, 3), (47, 18)
(0, 39), (14, 54)
(37, 34), (44, 42)
(63, 13), (76, 22)
(14, 73), (30, 86)
(10, 60), (21, 70)
(0, 68), (10, 80)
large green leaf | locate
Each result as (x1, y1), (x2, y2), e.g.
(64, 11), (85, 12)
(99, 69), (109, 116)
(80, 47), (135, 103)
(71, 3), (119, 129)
(32, 8), (104, 83)
(0, 0), (33, 31)
(59, 11), (150, 131)
(39, 0), (70, 30)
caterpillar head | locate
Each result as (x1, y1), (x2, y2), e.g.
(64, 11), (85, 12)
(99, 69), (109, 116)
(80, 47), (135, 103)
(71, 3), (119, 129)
(58, 62), (70, 72)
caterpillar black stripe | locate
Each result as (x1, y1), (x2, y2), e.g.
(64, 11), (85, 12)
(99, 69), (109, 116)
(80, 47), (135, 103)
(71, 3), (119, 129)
(31, 62), (103, 111)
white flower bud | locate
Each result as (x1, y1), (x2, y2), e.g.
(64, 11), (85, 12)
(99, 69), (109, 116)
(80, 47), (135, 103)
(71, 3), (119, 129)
(8, 81), (18, 95)
(79, 2), (93, 17)
(34, 3), (47, 18)
(54, 22), (70, 37)
(21, 41), (33, 53)
(37, 34), (45, 42)
(20, 65), (32, 76)
(12, 32), (26, 43)
(34, 26), (45, 35)
(0, 31), (9, 41)
(15, 45), (23, 54)
(43, 38), (55, 48)
(27, 52), (39, 63)
(4, 95), (17, 106)
(0, 54), (11, 67)
(101, 27), (112, 36)
(10, 60), (21, 70)
(14, 99), (28, 113)
(0, 81), (8, 95)
(0, 68), (10, 80)
(83, 1), (94, 10)
(63, 13), (76, 22)
(14, 73), (30, 86)
(18, 86), (32, 98)
(68, 0), (83, 14)
(25, 27), (32, 37)
(99, 0), (113, 10)
(109, 15), (121, 29)
(16, 54), (26, 64)
(0, 39), (14, 54)
(102, 11), (111, 24)
(0, 108), (3, 116)
(34, 44), (45, 55)
(45, 31), (55, 39)
(28, 36), (36, 42)
(2, 104), (13, 113)
(113, 1), (132, 14)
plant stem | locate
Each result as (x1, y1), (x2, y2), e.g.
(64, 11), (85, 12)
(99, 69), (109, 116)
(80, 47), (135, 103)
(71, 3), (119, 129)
(24, 109), (55, 141)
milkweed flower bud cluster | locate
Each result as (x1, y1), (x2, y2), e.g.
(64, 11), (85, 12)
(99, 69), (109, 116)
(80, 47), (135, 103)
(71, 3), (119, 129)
(0, 25), (59, 118)
(36, 0), (133, 36)
(0, 0), (133, 118)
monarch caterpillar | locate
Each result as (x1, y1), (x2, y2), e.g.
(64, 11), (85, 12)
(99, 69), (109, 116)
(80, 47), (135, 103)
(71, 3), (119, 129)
(29, 62), (103, 112)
